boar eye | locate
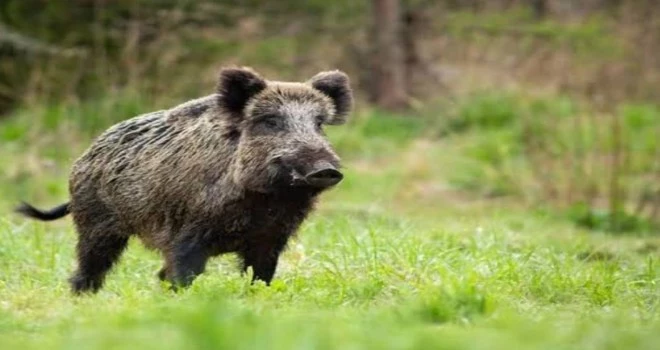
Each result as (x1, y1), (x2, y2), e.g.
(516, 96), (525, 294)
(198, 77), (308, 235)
(259, 115), (282, 130)
(315, 115), (324, 129)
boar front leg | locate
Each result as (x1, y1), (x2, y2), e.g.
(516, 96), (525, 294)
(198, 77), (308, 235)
(240, 236), (288, 285)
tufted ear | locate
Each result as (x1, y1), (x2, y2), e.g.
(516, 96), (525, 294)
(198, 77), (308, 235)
(216, 67), (267, 119)
(308, 70), (353, 125)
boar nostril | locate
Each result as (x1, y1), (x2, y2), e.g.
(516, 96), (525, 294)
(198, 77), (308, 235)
(305, 168), (343, 188)
(309, 169), (342, 180)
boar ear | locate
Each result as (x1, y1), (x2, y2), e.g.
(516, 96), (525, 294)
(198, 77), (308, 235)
(308, 70), (353, 125)
(216, 67), (267, 118)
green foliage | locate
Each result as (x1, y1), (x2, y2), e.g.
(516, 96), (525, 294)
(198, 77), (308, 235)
(3, 90), (154, 136)
(567, 202), (656, 234)
(444, 127), (522, 198)
(445, 8), (622, 59)
(440, 92), (521, 134)
(240, 37), (299, 73)
(620, 104), (660, 162)
(404, 286), (492, 325)
(0, 120), (27, 142)
(438, 92), (527, 197)
(327, 109), (425, 159)
(440, 91), (660, 234)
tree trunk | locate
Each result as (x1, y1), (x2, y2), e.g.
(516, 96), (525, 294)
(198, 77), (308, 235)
(371, 0), (408, 110)
(531, 0), (547, 19)
(403, 8), (421, 96)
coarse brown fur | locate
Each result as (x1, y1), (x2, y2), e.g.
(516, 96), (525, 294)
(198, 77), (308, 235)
(16, 67), (353, 294)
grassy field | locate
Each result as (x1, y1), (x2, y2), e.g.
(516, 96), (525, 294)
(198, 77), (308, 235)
(0, 99), (659, 350)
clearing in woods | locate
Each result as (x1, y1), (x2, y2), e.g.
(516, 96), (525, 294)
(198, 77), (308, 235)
(0, 109), (658, 350)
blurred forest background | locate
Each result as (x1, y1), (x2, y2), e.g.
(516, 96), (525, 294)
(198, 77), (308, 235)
(1, 0), (659, 234)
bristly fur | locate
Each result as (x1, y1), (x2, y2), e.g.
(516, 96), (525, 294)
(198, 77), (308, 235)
(16, 66), (353, 294)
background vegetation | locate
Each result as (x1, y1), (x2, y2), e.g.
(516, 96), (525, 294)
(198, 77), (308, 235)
(0, 1), (658, 349)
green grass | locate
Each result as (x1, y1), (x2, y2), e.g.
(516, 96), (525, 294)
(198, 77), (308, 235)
(1, 100), (659, 350)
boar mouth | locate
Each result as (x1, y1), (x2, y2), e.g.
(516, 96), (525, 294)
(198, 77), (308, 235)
(291, 161), (343, 189)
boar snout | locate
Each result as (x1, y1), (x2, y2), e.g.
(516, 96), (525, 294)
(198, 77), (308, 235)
(291, 161), (343, 188)
(305, 161), (343, 188)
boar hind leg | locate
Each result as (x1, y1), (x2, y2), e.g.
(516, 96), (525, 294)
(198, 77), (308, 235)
(69, 220), (129, 294)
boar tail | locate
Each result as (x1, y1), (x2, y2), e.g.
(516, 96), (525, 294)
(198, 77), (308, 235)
(15, 201), (70, 221)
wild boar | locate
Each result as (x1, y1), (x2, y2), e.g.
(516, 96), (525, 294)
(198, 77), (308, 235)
(17, 67), (353, 294)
